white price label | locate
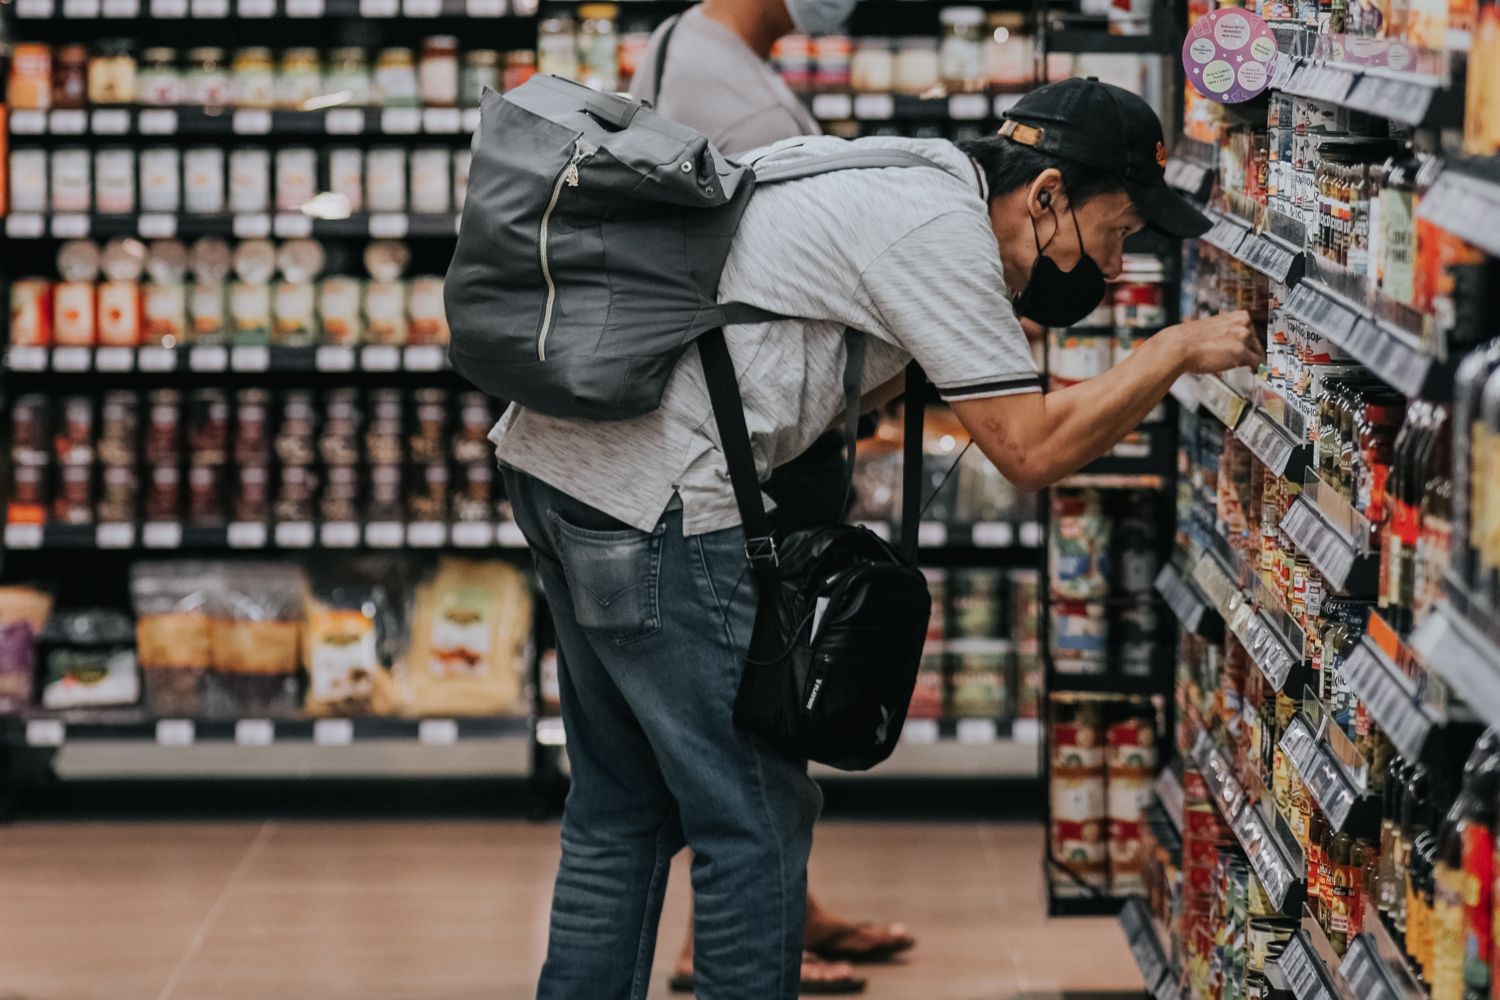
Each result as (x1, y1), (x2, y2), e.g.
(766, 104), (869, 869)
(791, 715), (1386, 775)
(26, 719), (66, 747)
(189, 345), (228, 372)
(52, 346), (92, 371)
(314, 718), (355, 746)
(325, 109), (365, 135)
(285, 0), (322, 14)
(405, 0), (441, 12)
(191, 0), (228, 13)
(151, 0), (187, 13)
(274, 213), (313, 239)
(1020, 522), (1043, 547)
(233, 109), (272, 135)
(365, 522), (405, 548)
(407, 522), (447, 548)
(956, 719), (999, 744)
(900, 718), (940, 744)
(918, 522), (947, 548)
(156, 719), (195, 747)
(96, 346), (135, 373)
(15, 0), (55, 15)
(361, 0), (399, 12)
(419, 718), (460, 745)
(143, 522), (183, 549)
(9, 111), (47, 135)
(235, 719), (275, 747)
(137, 346), (178, 371)
(238, 0), (275, 15)
(230, 346), (270, 371)
(7, 346), (48, 371)
(320, 522), (360, 549)
(227, 522), (268, 549)
(361, 345), (401, 371)
(234, 214), (272, 239)
(467, 0), (503, 13)
(496, 521), (527, 548)
(853, 94), (895, 120)
(810, 94), (853, 120)
(275, 522), (315, 549)
(315, 345), (356, 371)
(4, 523), (43, 549)
(96, 523), (136, 549)
(368, 213), (409, 239)
(462, 108), (481, 134)
(948, 93), (990, 120)
(451, 522), (495, 548)
(6, 215), (45, 239)
(102, 0), (139, 11)
(63, 0), (101, 17)
(138, 212), (177, 237)
(403, 345), (444, 371)
(857, 521), (891, 541)
(971, 522), (1015, 548)
(1012, 718), (1042, 744)
(381, 108), (422, 134)
(51, 214), (90, 239)
(423, 108), (462, 134)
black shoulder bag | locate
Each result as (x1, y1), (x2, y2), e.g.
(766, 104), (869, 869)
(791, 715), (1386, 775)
(697, 329), (932, 771)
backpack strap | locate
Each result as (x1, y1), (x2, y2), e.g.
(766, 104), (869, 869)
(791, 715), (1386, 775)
(750, 149), (942, 186)
(648, 12), (683, 105)
(900, 364), (927, 562)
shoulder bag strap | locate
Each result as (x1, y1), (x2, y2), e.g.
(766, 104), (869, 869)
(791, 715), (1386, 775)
(901, 364), (927, 563)
(649, 12), (684, 104)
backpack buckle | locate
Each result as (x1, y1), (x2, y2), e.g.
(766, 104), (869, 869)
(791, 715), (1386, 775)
(745, 535), (779, 571)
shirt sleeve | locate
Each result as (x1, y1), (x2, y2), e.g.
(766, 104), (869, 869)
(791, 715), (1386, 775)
(852, 210), (1042, 403)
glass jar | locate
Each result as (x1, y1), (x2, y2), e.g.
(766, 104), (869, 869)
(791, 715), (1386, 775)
(893, 37), (939, 97)
(851, 37), (895, 93)
(461, 50), (500, 106)
(231, 47), (276, 109)
(577, 4), (620, 91)
(375, 48), (419, 108)
(420, 36), (460, 107)
(504, 50), (537, 91)
(617, 20), (653, 91)
(277, 48), (323, 110)
(9, 44), (52, 111)
(939, 6), (987, 94)
(88, 40), (137, 106)
(813, 34), (853, 92)
(773, 34), (814, 92)
(538, 15), (579, 80)
(325, 48), (371, 106)
(54, 45), (89, 109)
(186, 48), (230, 110)
(137, 48), (181, 106)
(986, 14), (1033, 91)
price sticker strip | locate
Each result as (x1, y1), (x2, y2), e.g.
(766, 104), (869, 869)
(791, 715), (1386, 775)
(1190, 553), (1240, 621)
(1237, 803), (1300, 910)
(1164, 159), (1212, 198)
(1155, 563), (1209, 634)
(1411, 600), (1500, 732)
(1418, 169), (1500, 259)
(1237, 609), (1301, 692)
(1284, 281), (1360, 342)
(1237, 408), (1304, 477)
(1281, 498), (1360, 593)
(1277, 932), (1334, 1000)
(1241, 234), (1302, 284)
(1337, 936), (1399, 1000)
(1197, 376), (1250, 430)
(1281, 714), (1361, 832)
(1342, 638), (1436, 762)
(1346, 73), (1436, 127)
(1203, 213), (1252, 255)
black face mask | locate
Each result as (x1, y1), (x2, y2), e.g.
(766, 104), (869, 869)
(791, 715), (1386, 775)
(1012, 203), (1107, 328)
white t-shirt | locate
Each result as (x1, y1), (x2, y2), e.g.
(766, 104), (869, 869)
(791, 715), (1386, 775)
(490, 136), (1041, 536)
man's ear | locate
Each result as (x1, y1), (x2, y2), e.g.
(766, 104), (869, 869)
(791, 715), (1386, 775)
(1026, 168), (1066, 220)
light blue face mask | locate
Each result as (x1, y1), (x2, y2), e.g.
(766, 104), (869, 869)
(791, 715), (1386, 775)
(784, 0), (858, 34)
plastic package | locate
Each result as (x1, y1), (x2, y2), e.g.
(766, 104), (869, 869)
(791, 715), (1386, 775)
(0, 586), (55, 715)
(303, 561), (405, 717)
(399, 559), (531, 716)
(131, 562), (216, 717)
(207, 563), (303, 718)
(40, 609), (140, 710)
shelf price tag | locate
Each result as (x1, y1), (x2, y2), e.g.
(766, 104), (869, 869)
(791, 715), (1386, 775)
(138, 212), (177, 238)
(102, 0), (140, 11)
(156, 719), (195, 747)
(4, 523), (43, 550)
(315, 345), (356, 372)
(405, 0), (442, 12)
(971, 522), (1014, 548)
(403, 345), (444, 371)
(232, 109), (273, 135)
(853, 94), (895, 120)
(7, 346), (48, 372)
(900, 718), (940, 745)
(918, 522), (947, 548)
(314, 718), (355, 747)
(275, 522), (315, 549)
(230, 346), (270, 372)
(15, 0), (55, 15)
(496, 521), (527, 548)
(810, 94), (853, 120)
(189, 345), (228, 372)
(450, 521), (495, 548)
(1019, 522), (1043, 547)
(418, 718), (460, 745)
(365, 522), (404, 548)
(1237, 409), (1298, 476)
(1281, 498), (1357, 592)
(955, 718), (998, 744)
(368, 213), (409, 239)
(6, 215), (45, 239)
(191, 0), (229, 15)
(235, 719), (275, 747)
(380, 108), (422, 135)
(150, 0), (188, 13)
(142, 522), (183, 549)
(407, 522), (447, 548)
(274, 213), (313, 239)
(948, 93), (989, 120)
(423, 108), (462, 134)
(361, 345), (401, 371)
(325, 109), (365, 135)
(234, 214), (272, 239)
(361, 0), (399, 12)
(227, 522), (268, 549)
(285, 0), (322, 14)
(238, 0), (276, 15)
(26, 719), (66, 748)
(9, 111), (47, 135)
(51, 349), (90, 376)
(137, 346), (178, 371)
(1344, 640), (1433, 761)
(96, 523), (136, 549)
(51, 215), (90, 239)
(467, 0), (504, 13)
(63, 0), (102, 17)
(320, 522), (360, 549)
(1338, 936), (1397, 1000)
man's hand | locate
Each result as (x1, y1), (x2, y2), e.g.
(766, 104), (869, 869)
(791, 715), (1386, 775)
(1164, 310), (1264, 374)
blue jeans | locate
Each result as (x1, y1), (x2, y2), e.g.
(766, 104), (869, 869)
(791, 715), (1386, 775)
(505, 469), (822, 1000)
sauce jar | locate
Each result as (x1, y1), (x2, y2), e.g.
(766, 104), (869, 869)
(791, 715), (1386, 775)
(851, 37), (895, 93)
(9, 44), (53, 111)
(277, 48), (324, 110)
(88, 40), (137, 106)
(232, 47), (276, 109)
(577, 4), (620, 92)
(326, 48), (372, 106)
(813, 34), (853, 93)
(375, 48), (419, 108)
(538, 15), (579, 80)
(137, 48), (182, 107)
(185, 48), (230, 110)
(894, 37), (940, 96)
(504, 50), (537, 91)
(939, 6), (987, 94)
(462, 50), (500, 106)
(53, 45), (89, 109)
(419, 35), (460, 107)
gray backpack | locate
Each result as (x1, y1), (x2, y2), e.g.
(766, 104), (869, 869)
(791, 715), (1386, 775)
(443, 73), (936, 420)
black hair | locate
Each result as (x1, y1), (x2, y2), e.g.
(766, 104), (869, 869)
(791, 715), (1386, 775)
(958, 136), (1126, 206)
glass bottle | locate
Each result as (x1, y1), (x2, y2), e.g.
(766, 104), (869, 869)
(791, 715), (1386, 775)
(53, 45), (89, 109)
(231, 47), (276, 109)
(1330, 830), (1356, 956)
(461, 50), (500, 106)
(538, 14), (579, 81)
(577, 4), (620, 92)
(185, 48), (230, 110)
(325, 48), (372, 107)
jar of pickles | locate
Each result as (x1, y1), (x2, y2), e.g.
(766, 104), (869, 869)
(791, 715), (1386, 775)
(278, 48), (324, 109)
(326, 48), (372, 106)
(232, 47), (275, 109)
(375, 48), (419, 108)
(138, 48), (181, 106)
(462, 50), (500, 106)
(186, 48), (230, 109)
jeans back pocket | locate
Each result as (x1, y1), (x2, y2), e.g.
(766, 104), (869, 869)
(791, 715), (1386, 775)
(547, 511), (663, 645)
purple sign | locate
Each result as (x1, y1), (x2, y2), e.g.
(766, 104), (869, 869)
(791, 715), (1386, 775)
(1183, 8), (1279, 104)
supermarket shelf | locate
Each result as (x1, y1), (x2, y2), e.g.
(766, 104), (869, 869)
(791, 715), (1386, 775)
(805, 92), (1011, 124)
(1411, 584), (1500, 732)
(1073, 425), (1176, 481)
(12, 0), (525, 18)
(3, 211), (462, 241)
(1155, 561), (1224, 641)
(7, 106), (479, 140)
(1164, 158), (1214, 203)
(1348, 904), (1428, 1000)
(4, 713), (531, 747)
(5, 344), (452, 377)
(1342, 612), (1448, 763)
(1192, 734), (1305, 912)
(1279, 493), (1379, 597)
(1273, 55), (1448, 127)
(857, 520), (1044, 551)
(1119, 896), (1182, 1000)
(1191, 548), (1310, 694)
(1203, 209), (1306, 286)
(1198, 374), (1251, 430)
(1281, 278), (1449, 402)
(1271, 926), (1343, 1000)
(1236, 405), (1313, 482)
(1279, 713), (1378, 833)
(1045, 671), (1172, 696)
(1420, 160), (1500, 260)
(810, 730), (1041, 780)
(1046, 893), (1128, 917)
(1044, 31), (1175, 54)
(2, 519), (529, 552)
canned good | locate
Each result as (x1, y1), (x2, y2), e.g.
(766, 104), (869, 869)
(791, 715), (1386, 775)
(229, 148), (271, 214)
(95, 149), (136, 215)
(1050, 695), (1105, 770)
(1049, 329), (1113, 389)
(139, 148), (183, 213)
(275, 148), (318, 213)
(10, 149), (50, 213)
(1107, 718), (1158, 773)
(1112, 277), (1168, 330)
(183, 147), (226, 214)
(1051, 601), (1107, 672)
(51, 148), (92, 213)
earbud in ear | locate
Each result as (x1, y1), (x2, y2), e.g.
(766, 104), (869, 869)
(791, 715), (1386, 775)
(1039, 190), (1051, 208)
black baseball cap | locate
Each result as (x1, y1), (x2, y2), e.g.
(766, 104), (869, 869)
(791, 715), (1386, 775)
(998, 77), (1211, 239)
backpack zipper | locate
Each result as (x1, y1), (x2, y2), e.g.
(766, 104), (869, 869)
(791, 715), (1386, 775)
(536, 139), (589, 362)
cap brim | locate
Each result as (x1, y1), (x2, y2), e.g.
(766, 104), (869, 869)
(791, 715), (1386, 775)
(1124, 177), (1212, 239)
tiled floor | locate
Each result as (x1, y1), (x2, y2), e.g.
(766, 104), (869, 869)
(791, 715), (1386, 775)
(0, 818), (1137, 1000)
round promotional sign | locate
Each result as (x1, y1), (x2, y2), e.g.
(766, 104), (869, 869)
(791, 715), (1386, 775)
(1182, 7), (1279, 103)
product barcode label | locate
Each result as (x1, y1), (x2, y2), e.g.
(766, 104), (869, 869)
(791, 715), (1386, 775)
(496, 521), (527, 548)
(365, 522), (404, 548)
(853, 94), (895, 120)
(274, 213), (313, 239)
(423, 108), (462, 134)
(51, 215), (89, 239)
(971, 522), (1014, 548)
(6, 215), (45, 239)
(9, 111), (46, 135)
(142, 521), (183, 549)
(138, 212), (176, 237)
(137, 346), (177, 371)
(314, 718), (354, 746)
(227, 522), (268, 549)
(368, 213), (409, 239)
(407, 522), (446, 548)
(234, 214), (272, 239)
(51, 347), (91, 372)
(450, 522), (495, 548)
(8, 346), (48, 371)
(403, 345), (443, 371)
(235, 719), (274, 747)
(418, 719), (459, 745)
(232, 109), (272, 135)
(238, 0), (276, 15)
(275, 522), (315, 549)
(26, 719), (66, 747)
(900, 718), (940, 745)
(189, 345), (228, 372)
(230, 346), (269, 372)
(156, 719), (195, 747)
(325, 109), (365, 135)
(809, 94), (853, 120)
(96, 523), (135, 549)
(380, 108), (421, 135)
(320, 522), (360, 549)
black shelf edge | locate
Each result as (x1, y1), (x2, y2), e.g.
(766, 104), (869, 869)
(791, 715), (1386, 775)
(1411, 581), (1500, 733)
(1119, 896), (1179, 1000)
(1279, 495), (1380, 598)
(2, 519), (529, 552)
(14, 0), (528, 19)
(1046, 892), (1129, 917)
(1279, 712), (1379, 835)
(1236, 405), (1314, 483)
(3, 212), (462, 241)
(1342, 633), (1443, 764)
(6, 344), (453, 377)
(1155, 561), (1225, 642)
(7, 105), (480, 141)
(3, 713), (534, 748)
(1045, 31), (1175, 54)
(1419, 160), (1500, 262)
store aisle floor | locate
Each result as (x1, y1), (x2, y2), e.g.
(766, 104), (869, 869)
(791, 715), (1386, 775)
(0, 819), (1135, 1000)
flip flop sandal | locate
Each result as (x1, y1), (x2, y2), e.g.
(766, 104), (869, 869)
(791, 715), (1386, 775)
(666, 963), (867, 995)
(806, 922), (916, 963)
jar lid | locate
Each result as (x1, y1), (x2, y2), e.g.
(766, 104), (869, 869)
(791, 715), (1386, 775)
(56, 239), (102, 282)
(364, 240), (411, 282)
(331, 47), (368, 62)
(277, 239), (327, 283)
(424, 35), (460, 48)
(58, 44), (89, 61)
(939, 5), (986, 26)
(577, 3), (619, 18)
(281, 47), (321, 61)
(188, 47), (225, 61)
(102, 237), (148, 282)
(378, 47), (415, 59)
(236, 47), (272, 58)
(142, 47), (178, 62)
(189, 236), (234, 284)
(145, 239), (189, 284)
(232, 239), (278, 285)
(466, 49), (501, 65)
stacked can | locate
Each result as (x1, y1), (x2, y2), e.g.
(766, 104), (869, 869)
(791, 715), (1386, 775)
(948, 568), (1011, 719)
(1049, 694), (1108, 897)
(1050, 489), (1110, 675)
(1009, 569), (1043, 721)
(1181, 763), (1235, 997)
(1106, 712), (1158, 893)
(1209, 850), (1250, 1000)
